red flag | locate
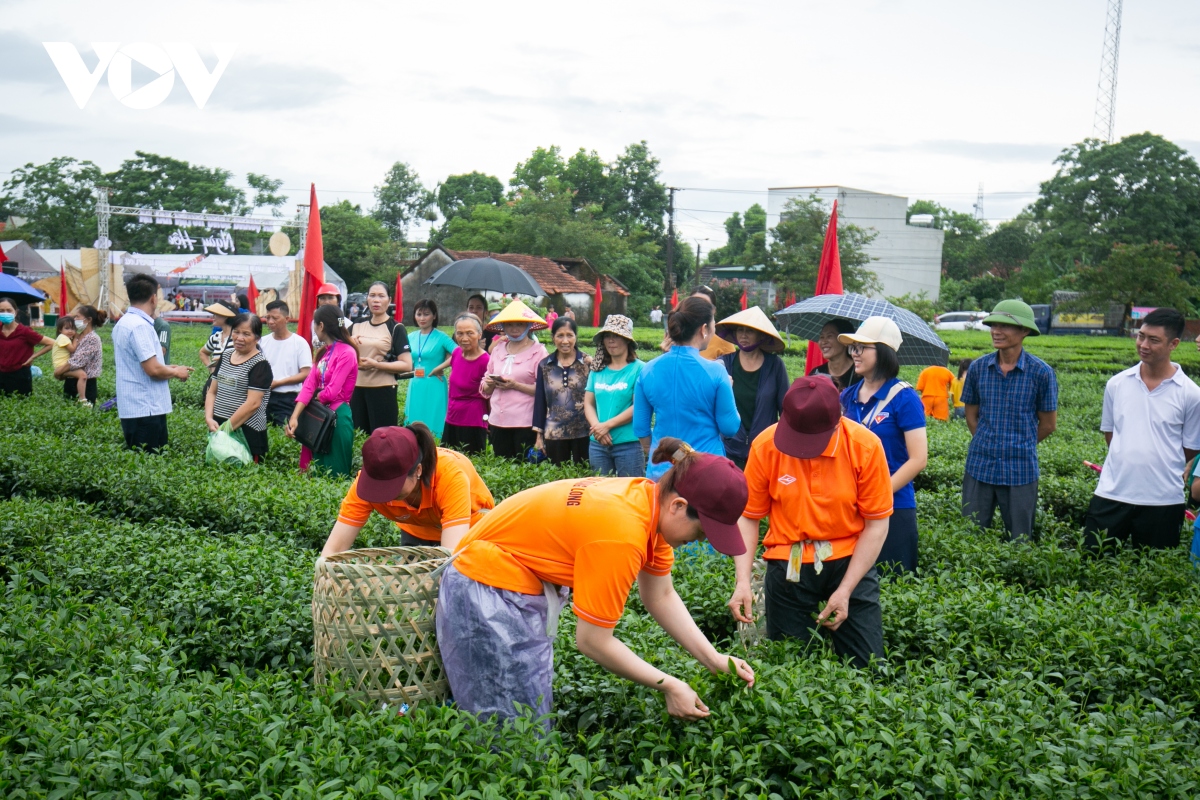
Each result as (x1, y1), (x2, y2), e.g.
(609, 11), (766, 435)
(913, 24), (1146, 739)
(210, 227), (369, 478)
(593, 276), (603, 327)
(805, 200), (844, 375)
(0, 241), (6, 263)
(393, 268), (404, 322)
(670, 287), (679, 309)
(297, 184), (325, 335)
(787, 290), (796, 306)
(60, 263), (69, 315)
(739, 286), (748, 310)
(247, 274), (259, 315)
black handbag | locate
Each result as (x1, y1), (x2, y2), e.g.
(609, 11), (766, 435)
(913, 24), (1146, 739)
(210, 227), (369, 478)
(295, 398), (336, 454)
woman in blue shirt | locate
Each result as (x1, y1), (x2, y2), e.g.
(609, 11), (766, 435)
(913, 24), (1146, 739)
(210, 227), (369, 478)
(837, 316), (928, 574)
(634, 296), (741, 479)
(585, 315), (645, 477)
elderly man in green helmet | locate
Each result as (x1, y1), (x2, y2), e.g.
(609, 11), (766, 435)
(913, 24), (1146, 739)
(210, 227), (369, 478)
(959, 299), (1059, 540)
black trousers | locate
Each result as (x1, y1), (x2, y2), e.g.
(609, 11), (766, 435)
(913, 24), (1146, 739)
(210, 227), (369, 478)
(265, 391), (297, 427)
(121, 414), (169, 453)
(764, 557), (884, 669)
(0, 366), (33, 396)
(350, 385), (398, 434)
(443, 423), (488, 455)
(876, 507), (918, 574)
(543, 436), (590, 465)
(489, 425), (535, 460)
(1083, 495), (1185, 551)
(62, 377), (98, 404)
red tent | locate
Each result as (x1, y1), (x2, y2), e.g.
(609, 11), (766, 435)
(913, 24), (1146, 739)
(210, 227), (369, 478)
(804, 200), (843, 375)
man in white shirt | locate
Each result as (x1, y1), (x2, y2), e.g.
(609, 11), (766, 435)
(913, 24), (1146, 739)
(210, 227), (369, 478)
(649, 305), (663, 328)
(260, 300), (313, 426)
(1084, 307), (1200, 550)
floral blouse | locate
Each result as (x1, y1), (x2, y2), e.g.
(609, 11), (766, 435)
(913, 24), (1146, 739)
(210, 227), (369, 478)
(66, 331), (103, 378)
(532, 349), (591, 441)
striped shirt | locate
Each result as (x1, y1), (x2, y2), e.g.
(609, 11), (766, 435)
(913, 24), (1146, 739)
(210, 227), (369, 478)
(961, 349), (1058, 485)
(212, 349), (273, 431)
(204, 331), (230, 363)
(112, 307), (171, 419)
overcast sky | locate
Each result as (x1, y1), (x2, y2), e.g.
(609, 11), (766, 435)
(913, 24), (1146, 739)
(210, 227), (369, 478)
(2, 0), (1197, 254)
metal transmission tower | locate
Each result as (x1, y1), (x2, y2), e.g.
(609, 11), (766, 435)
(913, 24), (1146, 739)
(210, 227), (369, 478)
(972, 183), (985, 221)
(1093, 0), (1123, 143)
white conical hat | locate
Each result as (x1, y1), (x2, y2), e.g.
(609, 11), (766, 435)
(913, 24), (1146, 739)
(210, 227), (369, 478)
(716, 306), (785, 353)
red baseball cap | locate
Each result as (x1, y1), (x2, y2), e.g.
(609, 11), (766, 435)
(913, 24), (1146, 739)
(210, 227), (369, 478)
(317, 282), (340, 297)
(357, 426), (421, 502)
(672, 451), (749, 556)
(774, 376), (842, 459)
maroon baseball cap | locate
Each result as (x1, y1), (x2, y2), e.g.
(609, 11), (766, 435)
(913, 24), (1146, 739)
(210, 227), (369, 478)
(357, 426), (422, 502)
(774, 376), (842, 459)
(672, 452), (749, 556)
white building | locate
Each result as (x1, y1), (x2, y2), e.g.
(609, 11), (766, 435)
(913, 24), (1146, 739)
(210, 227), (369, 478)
(766, 186), (944, 301)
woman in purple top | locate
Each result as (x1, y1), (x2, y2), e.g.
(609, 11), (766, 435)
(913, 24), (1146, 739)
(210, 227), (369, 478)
(287, 305), (358, 477)
(443, 313), (491, 454)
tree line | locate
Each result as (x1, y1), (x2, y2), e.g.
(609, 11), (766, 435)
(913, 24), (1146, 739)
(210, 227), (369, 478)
(4, 132), (1199, 322)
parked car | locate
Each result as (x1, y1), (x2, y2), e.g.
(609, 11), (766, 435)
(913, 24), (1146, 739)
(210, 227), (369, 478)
(933, 311), (988, 331)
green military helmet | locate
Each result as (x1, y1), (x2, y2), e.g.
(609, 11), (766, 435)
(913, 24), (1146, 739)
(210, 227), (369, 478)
(982, 299), (1040, 336)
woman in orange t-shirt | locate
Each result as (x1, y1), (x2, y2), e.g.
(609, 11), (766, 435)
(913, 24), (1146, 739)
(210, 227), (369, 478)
(319, 423), (494, 556)
(439, 439), (756, 724)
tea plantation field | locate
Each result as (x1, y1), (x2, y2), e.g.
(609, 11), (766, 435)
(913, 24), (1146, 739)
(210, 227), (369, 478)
(1, 326), (1198, 798)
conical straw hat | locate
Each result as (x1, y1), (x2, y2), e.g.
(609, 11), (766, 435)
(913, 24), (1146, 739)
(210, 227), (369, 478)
(716, 306), (785, 353)
(484, 299), (548, 332)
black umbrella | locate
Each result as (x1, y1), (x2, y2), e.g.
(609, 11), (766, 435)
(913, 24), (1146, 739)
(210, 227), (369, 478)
(423, 257), (546, 297)
(0, 273), (48, 307)
(775, 293), (950, 366)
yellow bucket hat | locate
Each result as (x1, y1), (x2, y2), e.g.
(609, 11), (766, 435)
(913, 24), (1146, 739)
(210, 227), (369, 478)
(716, 306), (785, 353)
(484, 299), (548, 333)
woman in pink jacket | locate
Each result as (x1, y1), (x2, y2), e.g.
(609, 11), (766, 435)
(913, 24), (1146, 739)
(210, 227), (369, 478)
(287, 305), (358, 476)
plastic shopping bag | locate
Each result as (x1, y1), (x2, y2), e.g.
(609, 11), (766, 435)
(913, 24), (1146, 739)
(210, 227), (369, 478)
(205, 422), (252, 466)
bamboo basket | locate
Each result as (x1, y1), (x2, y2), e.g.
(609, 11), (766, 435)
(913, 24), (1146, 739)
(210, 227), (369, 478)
(313, 546), (452, 708)
(737, 559), (767, 648)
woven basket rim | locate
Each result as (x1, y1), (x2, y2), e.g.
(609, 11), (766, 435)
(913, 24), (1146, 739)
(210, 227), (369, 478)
(320, 545), (452, 565)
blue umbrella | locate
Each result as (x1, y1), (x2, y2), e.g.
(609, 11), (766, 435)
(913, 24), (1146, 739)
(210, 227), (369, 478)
(0, 273), (48, 307)
(775, 293), (950, 366)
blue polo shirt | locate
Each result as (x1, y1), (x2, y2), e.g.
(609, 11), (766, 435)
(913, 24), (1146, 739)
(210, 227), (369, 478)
(961, 349), (1058, 486)
(840, 379), (926, 509)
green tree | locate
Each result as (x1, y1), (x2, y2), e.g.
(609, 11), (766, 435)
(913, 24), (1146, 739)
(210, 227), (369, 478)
(441, 203), (516, 252)
(0, 156), (104, 248)
(105, 151), (250, 252)
(908, 199), (988, 280)
(739, 203), (768, 265)
(320, 200), (391, 291)
(605, 141), (668, 238)
(887, 292), (937, 323)
(1032, 133), (1200, 266)
(510, 146), (566, 196)
(765, 194), (880, 296)
(246, 173), (287, 217)
(563, 149), (610, 210)
(435, 172), (503, 224)
(707, 211), (744, 264)
(372, 161), (434, 243)
(1067, 241), (1196, 323)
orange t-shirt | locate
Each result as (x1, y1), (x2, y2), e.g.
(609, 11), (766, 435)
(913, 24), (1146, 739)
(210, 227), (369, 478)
(337, 448), (494, 542)
(453, 477), (674, 629)
(916, 366), (954, 403)
(743, 418), (893, 562)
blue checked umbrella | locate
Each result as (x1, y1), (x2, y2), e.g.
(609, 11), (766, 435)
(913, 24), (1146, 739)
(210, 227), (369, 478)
(775, 293), (950, 366)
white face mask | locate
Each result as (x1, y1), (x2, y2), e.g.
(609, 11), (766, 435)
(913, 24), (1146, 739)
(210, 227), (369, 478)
(74, 319), (87, 331)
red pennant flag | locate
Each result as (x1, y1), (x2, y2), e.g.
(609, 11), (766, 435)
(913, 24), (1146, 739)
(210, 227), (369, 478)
(787, 290), (796, 307)
(0, 241), (6, 263)
(60, 262), (69, 315)
(739, 287), (748, 311)
(670, 287), (679, 309)
(593, 276), (603, 327)
(805, 200), (844, 375)
(297, 184), (325, 336)
(393, 268), (404, 322)
(247, 274), (259, 315)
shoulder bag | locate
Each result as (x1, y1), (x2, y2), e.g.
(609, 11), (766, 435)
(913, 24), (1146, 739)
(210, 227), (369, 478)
(294, 345), (338, 454)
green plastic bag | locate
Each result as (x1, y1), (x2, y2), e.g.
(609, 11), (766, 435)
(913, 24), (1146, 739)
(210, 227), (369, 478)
(205, 421), (252, 466)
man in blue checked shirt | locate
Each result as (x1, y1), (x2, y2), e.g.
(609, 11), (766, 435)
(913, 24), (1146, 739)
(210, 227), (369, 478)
(960, 299), (1059, 540)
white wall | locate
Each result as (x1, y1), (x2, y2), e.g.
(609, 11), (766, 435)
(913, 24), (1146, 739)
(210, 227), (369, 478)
(767, 186), (943, 301)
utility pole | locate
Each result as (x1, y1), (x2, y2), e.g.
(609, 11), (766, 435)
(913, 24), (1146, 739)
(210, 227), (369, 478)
(1093, 0), (1123, 143)
(695, 241), (701, 286)
(972, 182), (985, 221)
(665, 187), (676, 299)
